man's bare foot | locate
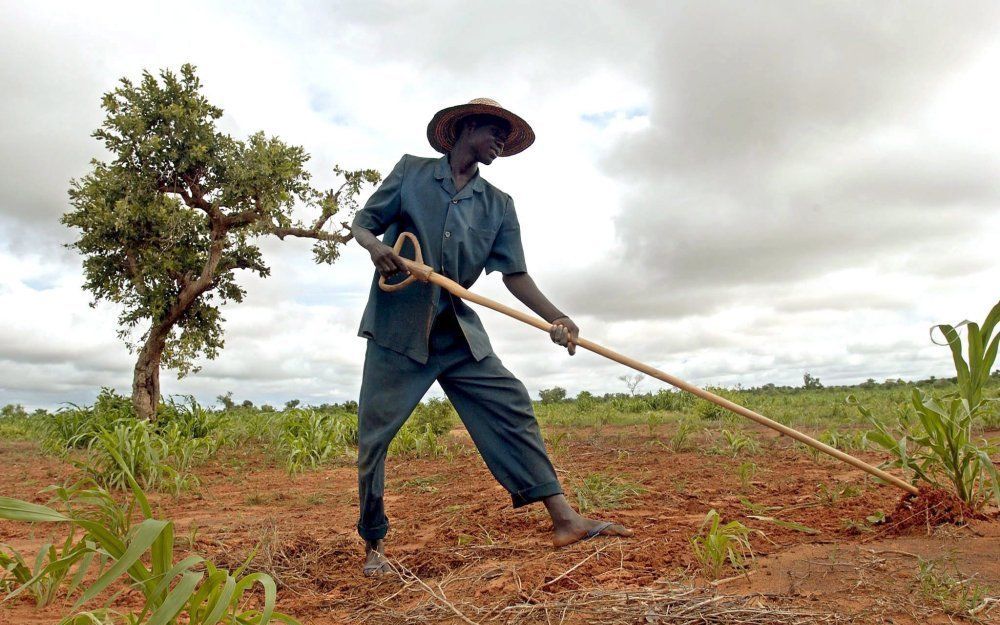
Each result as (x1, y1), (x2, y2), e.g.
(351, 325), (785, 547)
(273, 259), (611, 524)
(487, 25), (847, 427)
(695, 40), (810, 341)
(363, 539), (393, 577)
(552, 517), (633, 548)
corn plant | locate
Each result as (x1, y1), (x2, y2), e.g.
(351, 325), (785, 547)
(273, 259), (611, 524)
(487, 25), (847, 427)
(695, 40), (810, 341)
(690, 509), (756, 580)
(544, 431), (569, 456)
(280, 410), (357, 475)
(43, 392), (130, 453)
(409, 398), (456, 436)
(857, 389), (999, 510)
(715, 429), (760, 458)
(819, 428), (868, 452)
(737, 461), (757, 492)
(81, 421), (203, 494)
(932, 299), (999, 411)
(0, 450), (298, 624)
(668, 417), (698, 452)
(389, 423), (449, 458)
(1, 532), (104, 609)
(815, 482), (861, 506)
(157, 396), (225, 439)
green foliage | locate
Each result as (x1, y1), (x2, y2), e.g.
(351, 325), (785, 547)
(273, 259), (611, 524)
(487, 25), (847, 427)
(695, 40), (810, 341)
(648, 389), (693, 412)
(818, 428), (868, 452)
(915, 557), (992, 617)
(544, 431), (569, 456)
(1, 404), (28, 419)
(690, 509), (756, 580)
(0, 464), (297, 624)
(668, 417), (698, 452)
(644, 412), (664, 436)
(82, 421), (207, 494)
(574, 390), (596, 413)
(737, 461), (757, 491)
(572, 473), (646, 513)
(538, 387), (567, 404)
(932, 299), (1000, 409)
(694, 388), (747, 421)
(279, 410), (357, 475)
(44, 388), (134, 452)
(0, 531), (101, 609)
(62, 64), (377, 418)
(157, 395), (226, 440)
(38, 391), (219, 494)
(815, 481), (861, 506)
(857, 389), (999, 510)
(714, 429), (760, 458)
(0, 404), (37, 440)
(409, 398), (456, 436)
(389, 423), (450, 458)
(802, 372), (823, 389)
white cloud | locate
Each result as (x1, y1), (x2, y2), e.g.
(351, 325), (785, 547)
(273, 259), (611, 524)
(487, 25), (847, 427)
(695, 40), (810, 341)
(1, 1), (998, 410)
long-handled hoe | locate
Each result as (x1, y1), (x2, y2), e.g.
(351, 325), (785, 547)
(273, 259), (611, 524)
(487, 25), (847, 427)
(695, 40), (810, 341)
(380, 232), (919, 497)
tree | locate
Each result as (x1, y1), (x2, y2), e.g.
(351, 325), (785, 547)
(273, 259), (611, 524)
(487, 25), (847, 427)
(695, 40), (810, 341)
(802, 372), (823, 389)
(216, 391), (235, 411)
(64, 65), (378, 420)
(619, 373), (645, 396)
(1, 404), (28, 419)
(538, 387), (567, 404)
(284, 399), (301, 410)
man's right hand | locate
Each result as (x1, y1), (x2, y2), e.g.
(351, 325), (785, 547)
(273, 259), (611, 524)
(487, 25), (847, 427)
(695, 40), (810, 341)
(370, 242), (410, 278)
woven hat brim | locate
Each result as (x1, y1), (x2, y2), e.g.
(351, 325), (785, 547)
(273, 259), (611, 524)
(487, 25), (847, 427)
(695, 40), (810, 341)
(426, 103), (535, 157)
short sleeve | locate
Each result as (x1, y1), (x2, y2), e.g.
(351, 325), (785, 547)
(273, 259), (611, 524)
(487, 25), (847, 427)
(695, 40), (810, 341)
(485, 196), (528, 275)
(351, 155), (406, 236)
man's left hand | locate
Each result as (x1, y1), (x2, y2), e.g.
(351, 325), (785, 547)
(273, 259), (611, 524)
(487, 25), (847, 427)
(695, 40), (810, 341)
(550, 316), (579, 356)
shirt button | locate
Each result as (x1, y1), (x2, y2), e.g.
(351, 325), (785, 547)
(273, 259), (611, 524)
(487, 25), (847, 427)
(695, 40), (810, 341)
(444, 231), (451, 238)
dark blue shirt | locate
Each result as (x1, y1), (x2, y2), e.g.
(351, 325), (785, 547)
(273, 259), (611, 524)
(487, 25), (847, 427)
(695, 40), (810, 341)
(353, 154), (528, 364)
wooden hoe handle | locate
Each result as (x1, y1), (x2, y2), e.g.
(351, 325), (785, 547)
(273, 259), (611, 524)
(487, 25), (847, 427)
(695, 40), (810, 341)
(377, 232), (919, 496)
(377, 231), (434, 292)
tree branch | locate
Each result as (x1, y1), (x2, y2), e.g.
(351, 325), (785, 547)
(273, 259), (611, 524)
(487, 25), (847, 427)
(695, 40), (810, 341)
(158, 175), (223, 222)
(309, 180), (350, 231)
(269, 224), (353, 243)
(123, 249), (148, 296)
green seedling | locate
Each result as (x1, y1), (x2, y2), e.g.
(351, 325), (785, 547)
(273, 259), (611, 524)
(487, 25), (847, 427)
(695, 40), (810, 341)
(573, 473), (646, 514)
(669, 418), (698, 452)
(737, 461), (757, 491)
(690, 509), (758, 580)
(0, 451), (298, 625)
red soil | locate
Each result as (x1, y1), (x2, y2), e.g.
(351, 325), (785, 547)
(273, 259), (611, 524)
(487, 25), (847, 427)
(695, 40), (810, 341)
(1, 426), (997, 625)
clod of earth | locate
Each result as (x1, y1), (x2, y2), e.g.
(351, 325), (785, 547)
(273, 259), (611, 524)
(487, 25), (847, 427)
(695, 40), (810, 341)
(884, 487), (981, 534)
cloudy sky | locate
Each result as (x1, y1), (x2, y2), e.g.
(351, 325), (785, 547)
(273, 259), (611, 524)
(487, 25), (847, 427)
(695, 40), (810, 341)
(2, 1), (999, 410)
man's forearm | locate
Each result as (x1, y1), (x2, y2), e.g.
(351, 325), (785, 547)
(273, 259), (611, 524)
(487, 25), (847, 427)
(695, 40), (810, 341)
(502, 272), (566, 323)
(351, 224), (382, 252)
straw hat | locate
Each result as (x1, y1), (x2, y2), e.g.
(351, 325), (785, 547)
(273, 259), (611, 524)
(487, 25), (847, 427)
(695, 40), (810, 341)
(426, 98), (535, 157)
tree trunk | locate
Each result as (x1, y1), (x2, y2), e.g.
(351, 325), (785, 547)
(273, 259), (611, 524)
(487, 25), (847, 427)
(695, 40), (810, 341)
(133, 328), (167, 421)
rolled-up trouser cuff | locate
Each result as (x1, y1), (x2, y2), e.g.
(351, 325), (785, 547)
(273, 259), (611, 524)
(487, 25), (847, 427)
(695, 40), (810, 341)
(357, 520), (389, 543)
(511, 480), (563, 508)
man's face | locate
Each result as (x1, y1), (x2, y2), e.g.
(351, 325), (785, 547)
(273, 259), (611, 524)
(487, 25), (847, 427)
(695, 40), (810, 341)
(463, 120), (510, 165)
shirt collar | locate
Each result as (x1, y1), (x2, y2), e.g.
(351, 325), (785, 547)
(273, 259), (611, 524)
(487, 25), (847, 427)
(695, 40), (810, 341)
(434, 154), (486, 196)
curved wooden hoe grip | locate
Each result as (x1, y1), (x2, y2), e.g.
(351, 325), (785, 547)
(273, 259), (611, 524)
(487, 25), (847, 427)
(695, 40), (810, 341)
(378, 231), (431, 292)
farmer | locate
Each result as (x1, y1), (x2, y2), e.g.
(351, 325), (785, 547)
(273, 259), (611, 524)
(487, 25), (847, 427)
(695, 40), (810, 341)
(350, 98), (632, 576)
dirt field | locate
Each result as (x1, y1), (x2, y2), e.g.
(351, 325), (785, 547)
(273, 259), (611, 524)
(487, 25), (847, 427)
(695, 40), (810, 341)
(1, 424), (998, 624)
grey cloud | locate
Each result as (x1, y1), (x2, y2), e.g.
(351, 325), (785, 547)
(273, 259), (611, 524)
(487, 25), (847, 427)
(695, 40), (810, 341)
(556, 4), (1000, 323)
(612, 2), (1000, 182)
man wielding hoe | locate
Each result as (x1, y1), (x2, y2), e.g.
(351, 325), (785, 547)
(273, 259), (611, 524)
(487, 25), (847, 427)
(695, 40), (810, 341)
(350, 98), (632, 576)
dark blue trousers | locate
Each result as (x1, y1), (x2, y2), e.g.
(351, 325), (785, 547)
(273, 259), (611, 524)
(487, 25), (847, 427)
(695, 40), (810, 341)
(356, 310), (563, 542)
